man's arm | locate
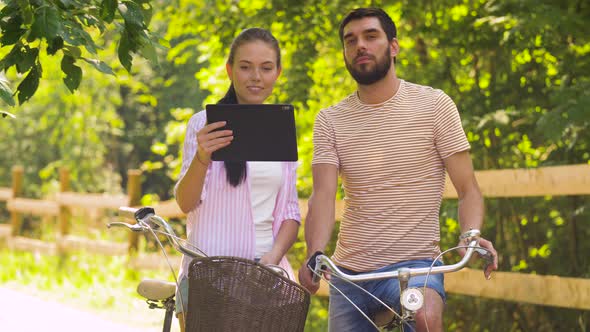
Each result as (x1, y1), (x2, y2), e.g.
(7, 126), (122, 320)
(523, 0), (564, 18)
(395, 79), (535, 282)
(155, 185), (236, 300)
(444, 150), (498, 278)
(298, 163), (339, 293)
(444, 150), (484, 231)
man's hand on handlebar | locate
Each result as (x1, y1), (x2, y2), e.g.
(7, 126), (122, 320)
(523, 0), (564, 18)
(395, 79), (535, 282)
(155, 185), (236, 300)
(477, 237), (498, 279)
(457, 235), (498, 280)
(298, 265), (320, 294)
(299, 252), (330, 294)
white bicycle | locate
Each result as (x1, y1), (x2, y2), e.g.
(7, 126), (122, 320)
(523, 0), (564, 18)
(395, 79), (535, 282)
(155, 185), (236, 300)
(109, 206), (310, 332)
(308, 229), (494, 331)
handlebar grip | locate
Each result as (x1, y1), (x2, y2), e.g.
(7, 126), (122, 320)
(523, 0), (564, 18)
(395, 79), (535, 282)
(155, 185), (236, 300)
(119, 206), (138, 219)
(119, 206), (155, 221)
(307, 251), (325, 283)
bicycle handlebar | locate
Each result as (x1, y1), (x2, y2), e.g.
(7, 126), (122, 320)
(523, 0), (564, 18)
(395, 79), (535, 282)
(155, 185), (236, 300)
(311, 229), (492, 283)
(109, 206), (206, 259)
(109, 206), (289, 278)
(118, 206), (140, 220)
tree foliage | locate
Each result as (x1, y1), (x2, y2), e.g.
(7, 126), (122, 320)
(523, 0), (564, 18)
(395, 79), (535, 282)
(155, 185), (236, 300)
(0, 0), (159, 107)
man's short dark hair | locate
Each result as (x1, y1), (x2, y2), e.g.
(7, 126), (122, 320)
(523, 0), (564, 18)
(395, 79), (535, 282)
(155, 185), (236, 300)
(339, 7), (397, 44)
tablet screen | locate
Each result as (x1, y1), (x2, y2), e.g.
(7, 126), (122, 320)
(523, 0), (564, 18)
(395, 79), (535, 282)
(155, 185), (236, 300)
(205, 104), (298, 161)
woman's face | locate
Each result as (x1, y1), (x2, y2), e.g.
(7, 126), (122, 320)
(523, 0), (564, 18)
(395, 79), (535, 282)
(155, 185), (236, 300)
(226, 40), (281, 104)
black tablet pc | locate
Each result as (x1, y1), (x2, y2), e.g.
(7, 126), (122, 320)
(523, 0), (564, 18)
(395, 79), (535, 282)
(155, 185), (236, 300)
(205, 104), (298, 161)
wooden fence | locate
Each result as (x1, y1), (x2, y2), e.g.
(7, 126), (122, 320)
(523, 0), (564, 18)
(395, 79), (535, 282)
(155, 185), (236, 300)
(0, 164), (589, 310)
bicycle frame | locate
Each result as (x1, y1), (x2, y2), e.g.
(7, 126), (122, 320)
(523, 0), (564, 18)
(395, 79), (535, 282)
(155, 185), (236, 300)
(310, 229), (492, 330)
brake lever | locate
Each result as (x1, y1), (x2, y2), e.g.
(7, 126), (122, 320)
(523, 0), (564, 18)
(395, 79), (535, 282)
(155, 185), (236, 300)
(475, 247), (494, 279)
(107, 222), (146, 232)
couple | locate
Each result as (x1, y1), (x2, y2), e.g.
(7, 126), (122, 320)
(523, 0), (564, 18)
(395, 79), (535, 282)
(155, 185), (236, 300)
(174, 7), (498, 332)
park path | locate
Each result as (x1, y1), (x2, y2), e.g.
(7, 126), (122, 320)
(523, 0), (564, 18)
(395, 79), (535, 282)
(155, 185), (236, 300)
(0, 287), (156, 332)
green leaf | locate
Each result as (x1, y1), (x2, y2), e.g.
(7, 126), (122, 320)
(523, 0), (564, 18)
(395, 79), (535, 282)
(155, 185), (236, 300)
(47, 37), (64, 55)
(118, 32), (133, 72)
(0, 44), (21, 71)
(139, 38), (158, 66)
(15, 0), (33, 25)
(118, 1), (145, 28)
(0, 1), (19, 19)
(139, 2), (153, 27)
(61, 20), (85, 46)
(61, 55), (82, 92)
(61, 20), (99, 54)
(15, 46), (39, 74)
(81, 57), (115, 75)
(30, 5), (62, 40)
(0, 77), (16, 107)
(63, 45), (82, 58)
(100, 0), (117, 23)
(56, 0), (77, 9)
(0, 15), (26, 45)
(16, 63), (41, 104)
(1, 27), (27, 46)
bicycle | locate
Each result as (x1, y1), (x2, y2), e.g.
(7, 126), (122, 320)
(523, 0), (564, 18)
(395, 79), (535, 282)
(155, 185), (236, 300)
(308, 229), (494, 331)
(108, 206), (310, 332)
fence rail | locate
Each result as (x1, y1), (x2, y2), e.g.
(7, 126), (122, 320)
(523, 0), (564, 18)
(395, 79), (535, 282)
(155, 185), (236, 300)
(55, 192), (128, 210)
(1, 163), (589, 310)
(0, 188), (11, 201)
(445, 268), (590, 310)
(443, 163), (590, 198)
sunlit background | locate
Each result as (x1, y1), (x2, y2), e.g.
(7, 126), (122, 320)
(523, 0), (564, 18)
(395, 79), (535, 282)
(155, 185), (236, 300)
(1, 0), (589, 331)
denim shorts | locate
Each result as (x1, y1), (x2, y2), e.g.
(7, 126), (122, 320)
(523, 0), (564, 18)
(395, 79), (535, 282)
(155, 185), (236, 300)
(328, 259), (446, 332)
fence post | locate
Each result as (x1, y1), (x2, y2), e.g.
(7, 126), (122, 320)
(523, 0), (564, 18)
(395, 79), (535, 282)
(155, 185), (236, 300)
(10, 166), (23, 236)
(58, 167), (71, 236)
(127, 169), (142, 254)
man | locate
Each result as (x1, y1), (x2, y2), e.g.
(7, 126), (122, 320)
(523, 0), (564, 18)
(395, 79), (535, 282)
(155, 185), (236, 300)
(298, 7), (498, 332)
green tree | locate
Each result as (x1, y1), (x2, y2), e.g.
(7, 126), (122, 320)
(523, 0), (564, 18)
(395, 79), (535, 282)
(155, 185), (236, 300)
(0, 0), (160, 108)
(0, 52), (123, 197)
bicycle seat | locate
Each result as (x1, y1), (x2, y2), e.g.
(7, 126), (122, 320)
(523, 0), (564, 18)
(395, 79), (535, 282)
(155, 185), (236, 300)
(137, 278), (176, 301)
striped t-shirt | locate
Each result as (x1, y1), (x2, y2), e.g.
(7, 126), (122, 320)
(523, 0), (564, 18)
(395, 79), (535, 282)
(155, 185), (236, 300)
(312, 80), (470, 272)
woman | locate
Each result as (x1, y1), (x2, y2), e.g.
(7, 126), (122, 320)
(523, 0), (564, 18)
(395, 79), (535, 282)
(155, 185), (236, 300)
(174, 28), (300, 331)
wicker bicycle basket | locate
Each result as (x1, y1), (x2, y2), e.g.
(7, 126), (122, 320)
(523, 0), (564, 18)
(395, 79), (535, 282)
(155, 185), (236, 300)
(185, 256), (310, 332)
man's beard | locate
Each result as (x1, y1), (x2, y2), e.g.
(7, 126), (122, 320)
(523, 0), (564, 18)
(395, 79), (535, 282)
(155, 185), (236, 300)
(345, 47), (392, 85)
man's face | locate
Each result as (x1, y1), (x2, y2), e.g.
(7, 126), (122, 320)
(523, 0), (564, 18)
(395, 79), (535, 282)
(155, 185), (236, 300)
(342, 17), (397, 85)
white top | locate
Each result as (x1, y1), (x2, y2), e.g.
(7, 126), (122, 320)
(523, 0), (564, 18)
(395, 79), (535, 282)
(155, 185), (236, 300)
(249, 161), (283, 257)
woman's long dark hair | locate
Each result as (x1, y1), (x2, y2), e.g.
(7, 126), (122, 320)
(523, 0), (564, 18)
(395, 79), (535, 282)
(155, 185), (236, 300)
(219, 28), (281, 187)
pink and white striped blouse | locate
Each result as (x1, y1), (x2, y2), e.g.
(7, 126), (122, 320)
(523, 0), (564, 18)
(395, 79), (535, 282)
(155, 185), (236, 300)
(175, 110), (301, 280)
